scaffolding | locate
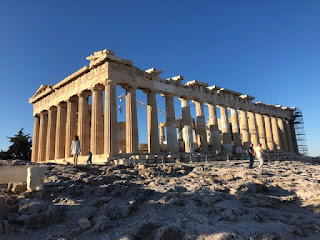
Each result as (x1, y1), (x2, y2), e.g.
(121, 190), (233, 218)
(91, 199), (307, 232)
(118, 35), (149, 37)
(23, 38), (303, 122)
(293, 108), (308, 156)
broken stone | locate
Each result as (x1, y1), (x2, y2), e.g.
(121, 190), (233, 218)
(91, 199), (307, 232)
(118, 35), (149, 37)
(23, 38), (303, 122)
(79, 218), (91, 229)
(9, 182), (26, 194)
(27, 166), (46, 191)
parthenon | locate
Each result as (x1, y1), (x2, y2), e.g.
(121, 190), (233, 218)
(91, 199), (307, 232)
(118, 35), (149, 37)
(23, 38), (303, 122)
(29, 49), (299, 164)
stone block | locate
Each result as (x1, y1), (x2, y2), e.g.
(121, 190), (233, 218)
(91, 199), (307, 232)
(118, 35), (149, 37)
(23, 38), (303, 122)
(27, 167), (46, 191)
(0, 165), (29, 184)
(79, 218), (91, 229)
(23, 190), (43, 198)
(118, 159), (134, 165)
(8, 182), (26, 194)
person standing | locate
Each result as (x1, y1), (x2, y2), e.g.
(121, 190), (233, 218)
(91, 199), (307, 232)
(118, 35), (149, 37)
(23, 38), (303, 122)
(254, 143), (268, 170)
(246, 143), (254, 169)
(71, 135), (81, 166)
(87, 149), (92, 165)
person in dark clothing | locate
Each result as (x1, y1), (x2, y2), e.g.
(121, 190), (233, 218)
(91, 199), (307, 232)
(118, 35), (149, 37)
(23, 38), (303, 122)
(246, 143), (254, 169)
(87, 150), (92, 165)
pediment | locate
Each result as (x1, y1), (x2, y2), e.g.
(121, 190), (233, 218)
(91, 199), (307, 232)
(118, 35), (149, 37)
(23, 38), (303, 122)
(30, 84), (53, 103)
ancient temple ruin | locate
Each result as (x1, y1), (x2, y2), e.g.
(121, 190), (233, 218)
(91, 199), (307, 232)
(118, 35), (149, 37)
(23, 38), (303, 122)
(29, 49), (299, 164)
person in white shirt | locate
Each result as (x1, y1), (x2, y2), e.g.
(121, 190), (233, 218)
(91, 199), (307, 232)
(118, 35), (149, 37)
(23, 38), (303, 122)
(71, 135), (81, 166)
(254, 143), (268, 170)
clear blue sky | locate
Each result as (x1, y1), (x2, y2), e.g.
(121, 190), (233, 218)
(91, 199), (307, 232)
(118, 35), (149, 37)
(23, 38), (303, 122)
(0, 1), (319, 156)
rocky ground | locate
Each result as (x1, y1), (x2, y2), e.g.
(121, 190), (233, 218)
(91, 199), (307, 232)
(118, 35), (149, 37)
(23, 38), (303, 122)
(1, 158), (320, 240)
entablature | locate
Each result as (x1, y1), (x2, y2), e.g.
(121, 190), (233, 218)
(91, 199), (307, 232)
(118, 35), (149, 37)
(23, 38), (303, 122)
(30, 49), (296, 120)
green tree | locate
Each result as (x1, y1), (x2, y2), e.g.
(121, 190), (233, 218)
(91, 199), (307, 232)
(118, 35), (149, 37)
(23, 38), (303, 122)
(5, 128), (32, 161)
(0, 150), (10, 159)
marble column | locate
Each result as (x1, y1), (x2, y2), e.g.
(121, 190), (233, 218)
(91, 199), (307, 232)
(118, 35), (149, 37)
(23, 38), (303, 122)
(264, 115), (275, 150)
(31, 115), (40, 162)
(45, 107), (57, 161)
(91, 85), (104, 155)
(239, 110), (250, 149)
(247, 111), (259, 147)
(207, 103), (221, 153)
(255, 113), (267, 150)
(65, 97), (78, 158)
(37, 111), (48, 162)
(125, 85), (139, 153)
(270, 116), (282, 150)
(180, 98), (194, 153)
(177, 122), (183, 140)
(218, 105), (232, 152)
(285, 119), (294, 153)
(290, 120), (299, 153)
(159, 122), (166, 144)
(277, 118), (288, 152)
(55, 102), (67, 159)
(78, 92), (90, 156)
(164, 94), (178, 153)
(194, 101), (208, 152)
(104, 80), (118, 156)
(146, 90), (160, 153)
(230, 108), (242, 152)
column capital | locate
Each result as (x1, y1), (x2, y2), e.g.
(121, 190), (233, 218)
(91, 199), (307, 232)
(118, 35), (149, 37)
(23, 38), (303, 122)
(104, 79), (117, 86)
(40, 110), (48, 115)
(178, 97), (190, 102)
(78, 90), (91, 98)
(229, 106), (240, 111)
(122, 84), (137, 91)
(206, 102), (216, 106)
(161, 92), (174, 97)
(66, 95), (78, 103)
(49, 105), (57, 111)
(192, 99), (204, 104)
(143, 89), (158, 94)
(56, 101), (67, 108)
(91, 84), (104, 92)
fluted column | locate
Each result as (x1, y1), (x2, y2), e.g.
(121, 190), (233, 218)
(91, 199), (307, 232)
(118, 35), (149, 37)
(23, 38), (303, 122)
(230, 108), (242, 152)
(177, 122), (183, 140)
(239, 110), (250, 149)
(290, 121), (299, 153)
(91, 85), (104, 155)
(37, 111), (48, 162)
(78, 92), (90, 156)
(270, 116), (281, 150)
(146, 90), (160, 153)
(277, 118), (288, 152)
(45, 107), (57, 161)
(65, 97), (78, 158)
(247, 111), (259, 147)
(264, 115), (275, 150)
(55, 102), (67, 159)
(218, 105), (232, 152)
(207, 103), (221, 153)
(104, 80), (118, 156)
(255, 113), (267, 150)
(31, 115), (40, 162)
(180, 98), (194, 153)
(164, 94), (178, 153)
(194, 101), (208, 152)
(285, 119), (294, 153)
(159, 122), (166, 145)
(125, 85), (139, 153)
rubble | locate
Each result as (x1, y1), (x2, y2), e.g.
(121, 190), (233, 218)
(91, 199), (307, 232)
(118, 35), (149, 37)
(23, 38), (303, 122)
(0, 159), (319, 239)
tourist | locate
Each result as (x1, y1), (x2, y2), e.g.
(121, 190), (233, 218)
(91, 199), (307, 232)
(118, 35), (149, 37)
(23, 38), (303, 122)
(246, 143), (254, 169)
(71, 135), (81, 166)
(87, 149), (92, 165)
(254, 143), (268, 170)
